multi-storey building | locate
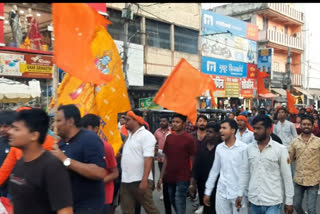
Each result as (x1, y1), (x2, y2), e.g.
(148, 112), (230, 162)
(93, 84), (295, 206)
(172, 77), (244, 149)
(106, 3), (201, 108)
(211, 3), (306, 104)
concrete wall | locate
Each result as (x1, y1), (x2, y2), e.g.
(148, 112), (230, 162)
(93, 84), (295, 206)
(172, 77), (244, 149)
(272, 51), (301, 75)
(106, 3), (201, 77)
(106, 3), (201, 30)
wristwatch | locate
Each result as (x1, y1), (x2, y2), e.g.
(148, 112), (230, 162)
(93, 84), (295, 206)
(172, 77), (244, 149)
(63, 158), (71, 167)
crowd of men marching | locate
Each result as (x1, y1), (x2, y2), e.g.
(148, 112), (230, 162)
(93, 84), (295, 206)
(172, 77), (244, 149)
(0, 103), (319, 214)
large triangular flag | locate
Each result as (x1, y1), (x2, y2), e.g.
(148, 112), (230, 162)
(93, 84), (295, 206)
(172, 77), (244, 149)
(52, 3), (113, 85)
(257, 69), (270, 95)
(286, 90), (299, 114)
(153, 58), (216, 125)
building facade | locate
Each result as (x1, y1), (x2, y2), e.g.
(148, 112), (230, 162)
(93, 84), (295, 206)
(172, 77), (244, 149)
(106, 3), (202, 108)
(211, 3), (306, 105)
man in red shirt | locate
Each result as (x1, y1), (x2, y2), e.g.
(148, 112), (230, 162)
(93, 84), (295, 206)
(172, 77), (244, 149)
(157, 113), (197, 214)
(80, 114), (119, 214)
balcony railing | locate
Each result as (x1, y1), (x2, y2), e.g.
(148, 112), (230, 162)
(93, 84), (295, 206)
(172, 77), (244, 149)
(267, 3), (304, 23)
(259, 29), (303, 50)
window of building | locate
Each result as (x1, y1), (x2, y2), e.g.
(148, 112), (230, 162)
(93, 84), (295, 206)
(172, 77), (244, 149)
(145, 18), (171, 50)
(243, 18), (251, 23)
(107, 9), (124, 41)
(128, 16), (141, 44)
(285, 26), (288, 35)
(174, 25), (198, 54)
(107, 9), (142, 44)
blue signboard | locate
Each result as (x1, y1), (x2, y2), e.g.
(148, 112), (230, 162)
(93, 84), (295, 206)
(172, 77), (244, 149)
(201, 56), (247, 78)
(257, 48), (273, 75)
(202, 10), (247, 38)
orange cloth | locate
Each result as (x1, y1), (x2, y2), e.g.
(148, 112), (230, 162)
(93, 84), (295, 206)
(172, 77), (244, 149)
(50, 26), (131, 155)
(120, 125), (128, 137)
(286, 90), (299, 114)
(52, 3), (112, 85)
(257, 69), (270, 95)
(126, 111), (145, 125)
(153, 58), (217, 125)
(0, 135), (54, 186)
(16, 106), (32, 112)
(237, 115), (254, 132)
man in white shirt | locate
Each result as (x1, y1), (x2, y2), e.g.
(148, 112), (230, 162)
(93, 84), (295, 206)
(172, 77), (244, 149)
(236, 115), (255, 144)
(236, 114), (294, 214)
(273, 107), (298, 150)
(121, 110), (159, 214)
(203, 119), (248, 214)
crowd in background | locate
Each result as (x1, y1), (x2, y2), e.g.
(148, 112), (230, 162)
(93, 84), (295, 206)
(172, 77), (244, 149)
(0, 103), (319, 214)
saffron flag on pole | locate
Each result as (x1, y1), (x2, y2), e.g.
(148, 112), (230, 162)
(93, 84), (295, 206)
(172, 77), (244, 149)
(52, 3), (113, 85)
(286, 90), (299, 114)
(153, 58), (217, 125)
(257, 69), (270, 95)
(51, 27), (131, 154)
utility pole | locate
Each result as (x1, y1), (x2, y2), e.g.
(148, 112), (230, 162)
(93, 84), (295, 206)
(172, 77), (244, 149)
(284, 47), (292, 91)
(122, 3), (131, 87)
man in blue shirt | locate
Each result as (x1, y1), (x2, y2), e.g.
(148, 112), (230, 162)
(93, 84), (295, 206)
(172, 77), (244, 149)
(51, 104), (106, 214)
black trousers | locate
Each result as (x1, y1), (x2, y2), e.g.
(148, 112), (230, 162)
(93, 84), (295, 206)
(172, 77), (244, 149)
(158, 162), (172, 214)
(197, 180), (216, 214)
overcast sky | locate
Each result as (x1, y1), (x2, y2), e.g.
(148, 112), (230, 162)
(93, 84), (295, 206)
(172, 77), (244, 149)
(201, 3), (320, 89)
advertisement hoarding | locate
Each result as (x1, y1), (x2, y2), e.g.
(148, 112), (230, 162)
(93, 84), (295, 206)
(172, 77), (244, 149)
(201, 10), (258, 41)
(0, 53), (24, 77)
(211, 75), (256, 98)
(202, 56), (247, 78)
(0, 53), (53, 79)
(201, 34), (257, 64)
(257, 48), (273, 75)
(20, 54), (53, 79)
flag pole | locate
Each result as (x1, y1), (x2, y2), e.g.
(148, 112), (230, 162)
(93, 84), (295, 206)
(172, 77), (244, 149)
(52, 64), (59, 144)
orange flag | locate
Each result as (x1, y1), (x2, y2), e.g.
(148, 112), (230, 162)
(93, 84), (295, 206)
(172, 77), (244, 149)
(286, 90), (299, 114)
(257, 69), (270, 95)
(153, 58), (216, 125)
(50, 27), (131, 155)
(52, 3), (113, 85)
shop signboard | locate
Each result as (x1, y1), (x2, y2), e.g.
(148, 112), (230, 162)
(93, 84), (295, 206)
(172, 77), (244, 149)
(201, 33), (257, 64)
(0, 53), (24, 77)
(225, 77), (240, 97)
(211, 75), (256, 98)
(20, 54), (53, 79)
(202, 56), (247, 78)
(201, 10), (258, 41)
(271, 71), (285, 88)
(257, 48), (273, 75)
(247, 63), (257, 79)
(240, 78), (256, 98)
(139, 97), (162, 109)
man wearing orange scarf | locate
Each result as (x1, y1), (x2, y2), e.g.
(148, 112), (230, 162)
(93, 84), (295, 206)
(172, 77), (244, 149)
(120, 110), (159, 214)
(236, 115), (255, 144)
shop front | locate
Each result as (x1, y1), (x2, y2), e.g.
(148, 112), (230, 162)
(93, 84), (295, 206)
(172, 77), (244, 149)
(0, 3), (108, 109)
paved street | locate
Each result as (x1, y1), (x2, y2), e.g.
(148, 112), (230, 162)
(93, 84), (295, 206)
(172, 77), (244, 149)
(115, 161), (320, 214)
